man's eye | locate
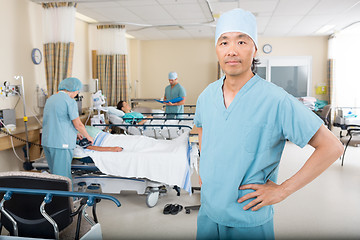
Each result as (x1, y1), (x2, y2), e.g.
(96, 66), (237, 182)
(238, 41), (245, 45)
(219, 41), (227, 46)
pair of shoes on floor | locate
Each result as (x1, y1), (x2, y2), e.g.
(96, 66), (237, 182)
(163, 204), (183, 215)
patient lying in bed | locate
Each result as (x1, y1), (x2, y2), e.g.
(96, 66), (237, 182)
(80, 125), (187, 153)
(117, 101), (153, 125)
(75, 126), (192, 191)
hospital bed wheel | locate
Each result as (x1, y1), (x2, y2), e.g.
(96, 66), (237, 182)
(146, 191), (159, 208)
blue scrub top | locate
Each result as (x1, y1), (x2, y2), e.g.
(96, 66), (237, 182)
(194, 74), (323, 228)
(165, 83), (186, 114)
(42, 91), (79, 149)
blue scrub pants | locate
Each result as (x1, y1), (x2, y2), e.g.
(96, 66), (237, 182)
(43, 147), (73, 180)
(197, 207), (275, 240)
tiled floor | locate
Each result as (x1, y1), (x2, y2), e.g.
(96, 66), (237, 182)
(1, 142), (359, 239)
(95, 142), (360, 239)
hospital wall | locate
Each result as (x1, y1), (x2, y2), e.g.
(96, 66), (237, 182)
(0, 0), (329, 172)
(258, 36), (329, 101)
(0, 0), (91, 171)
(131, 39), (218, 106)
(133, 36), (329, 105)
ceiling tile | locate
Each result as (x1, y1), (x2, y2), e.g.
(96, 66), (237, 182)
(97, 7), (145, 23)
(127, 5), (173, 20)
(115, 0), (159, 7)
(309, 0), (360, 15)
(238, 0), (279, 14)
(273, 0), (318, 16)
(161, 29), (192, 39)
(78, 1), (120, 8)
(263, 25), (294, 36)
(69, 0), (360, 40)
(162, 4), (207, 21)
(207, 1), (239, 14)
(156, 0), (200, 4)
(268, 15), (304, 26)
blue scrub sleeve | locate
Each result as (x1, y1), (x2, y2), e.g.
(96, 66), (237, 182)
(68, 99), (79, 121)
(179, 85), (186, 97)
(194, 96), (202, 128)
(280, 94), (323, 148)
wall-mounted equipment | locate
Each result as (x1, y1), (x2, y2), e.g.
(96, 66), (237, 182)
(0, 81), (20, 97)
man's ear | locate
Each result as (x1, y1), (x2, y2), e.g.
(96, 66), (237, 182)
(253, 48), (257, 58)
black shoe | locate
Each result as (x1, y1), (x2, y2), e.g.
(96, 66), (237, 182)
(163, 204), (173, 214)
(170, 204), (183, 215)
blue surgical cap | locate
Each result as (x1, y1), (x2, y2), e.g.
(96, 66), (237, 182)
(58, 77), (83, 92)
(168, 72), (178, 80)
(215, 8), (258, 49)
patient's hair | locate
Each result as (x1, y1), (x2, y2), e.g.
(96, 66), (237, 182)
(117, 101), (125, 111)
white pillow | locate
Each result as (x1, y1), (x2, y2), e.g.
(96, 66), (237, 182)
(107, 106), (125, 117)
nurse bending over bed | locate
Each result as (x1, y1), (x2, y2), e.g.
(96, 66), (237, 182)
(42, 77), (93, 180)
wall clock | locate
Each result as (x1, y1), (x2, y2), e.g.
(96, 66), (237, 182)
(262, 44), (272, 54)
(31, 48), (42, 65)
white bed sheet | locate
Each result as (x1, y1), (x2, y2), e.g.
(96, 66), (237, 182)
(74, 133), (193, 193)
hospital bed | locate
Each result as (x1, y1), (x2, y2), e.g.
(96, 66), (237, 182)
(333, 107), (360, 166)
(0, 171), (120, 240)
(34, 132), (199, 208)
(106, 106), (195, 139)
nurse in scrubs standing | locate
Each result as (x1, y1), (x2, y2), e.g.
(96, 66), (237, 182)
(194, 8), (343, 240)
(42, 77), (93, 180)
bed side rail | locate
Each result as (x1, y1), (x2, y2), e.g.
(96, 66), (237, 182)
(140, 112), (195, 118)
(94, 123), (192, 130)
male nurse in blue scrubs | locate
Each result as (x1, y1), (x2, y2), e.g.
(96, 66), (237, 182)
(164, 71), (186, 117)
(194, 8), (344, 240)
(42, 77), (94, 180)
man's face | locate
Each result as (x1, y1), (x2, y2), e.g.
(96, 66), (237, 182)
(216, 32), (257, 78)
(169, 78), (178, 86)
(121, 101), (131, 112)
(70, 90), (79, 99)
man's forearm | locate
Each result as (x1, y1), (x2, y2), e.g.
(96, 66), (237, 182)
(281, 125), (343, 196)
(87, 146), (123, 152)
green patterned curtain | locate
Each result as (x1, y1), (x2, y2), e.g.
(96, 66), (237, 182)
(95, 25), (128, 106)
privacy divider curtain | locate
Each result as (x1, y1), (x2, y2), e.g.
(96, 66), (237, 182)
(42, 3), (76, 96)
(95, 25), (128, 106)
(328, 23), (360, 109)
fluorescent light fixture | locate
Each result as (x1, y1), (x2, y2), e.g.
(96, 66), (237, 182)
(125, 33), (135, 39)
(75, 12), (97, 23)
(316, 25), (335, 34)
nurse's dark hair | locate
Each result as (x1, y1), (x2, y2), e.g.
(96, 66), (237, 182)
(252, 58), (260, 73)
(117, 100), (125, 110)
